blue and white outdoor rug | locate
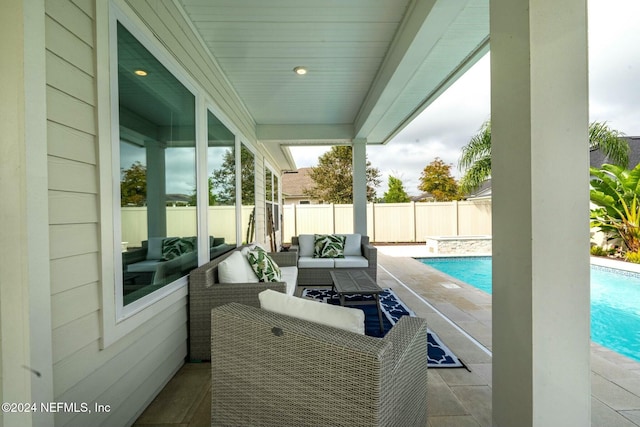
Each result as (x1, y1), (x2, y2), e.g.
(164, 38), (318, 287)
(301, 287), (465, 368)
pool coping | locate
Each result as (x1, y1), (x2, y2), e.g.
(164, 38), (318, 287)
(591, 255), (640, 274)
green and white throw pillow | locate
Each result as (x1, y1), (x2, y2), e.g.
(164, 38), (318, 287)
(313, 234), (346, 258)
(161, 236), (196, 260)
(161, 237), (184, 260)
(247, 247), (282, 282)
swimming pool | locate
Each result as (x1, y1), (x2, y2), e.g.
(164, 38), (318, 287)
(418, 256), (640, 362)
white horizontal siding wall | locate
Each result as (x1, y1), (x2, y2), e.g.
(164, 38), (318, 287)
(46, 1), (187, 426)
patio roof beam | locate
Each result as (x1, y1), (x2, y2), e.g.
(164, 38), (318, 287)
(353, 0), (488, 144)
(256, 124), (354, 144)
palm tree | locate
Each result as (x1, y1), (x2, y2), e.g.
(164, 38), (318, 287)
(458, 121), (492, 195)
(458, 120), (629, 194)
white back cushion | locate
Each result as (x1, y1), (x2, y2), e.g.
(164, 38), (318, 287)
(342, 234), (362, 256)
(218, 250), (259, 283)
(297, 234), (315, 257)
(146, 237), (166, 260)
(259, 289), (365, 335)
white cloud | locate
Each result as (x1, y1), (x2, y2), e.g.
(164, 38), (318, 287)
(588, 0), (640, 135)
(288, 146), (334, 168)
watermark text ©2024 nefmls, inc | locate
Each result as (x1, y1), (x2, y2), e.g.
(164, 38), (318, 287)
(2, 401), (111, 414)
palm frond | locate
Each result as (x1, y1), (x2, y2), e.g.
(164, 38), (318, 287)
(589, 121), (629, 168)
(458, 121), (491, 171)
(459, 156), (491, 194)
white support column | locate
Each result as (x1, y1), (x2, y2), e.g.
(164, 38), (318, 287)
(196, 96), (209, 265)
(352, 139), (368, 235)
(146, 140), (167, 238)
(491, 0), (590, 426)
(0, 0), (54, 425)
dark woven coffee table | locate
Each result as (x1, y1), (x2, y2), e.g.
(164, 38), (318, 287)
(330, 270), (384, 334)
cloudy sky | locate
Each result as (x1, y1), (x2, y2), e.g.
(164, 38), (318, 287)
(290, 0), (640, 197)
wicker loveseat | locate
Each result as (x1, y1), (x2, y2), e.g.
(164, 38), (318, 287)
(290, 234), (377, 285)
(210, 302), (429, 427)
(188, 245), (297, 361)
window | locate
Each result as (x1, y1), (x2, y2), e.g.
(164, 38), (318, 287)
(265, 167), (280, 249)
(117, 22), (197, 306)
(240, 144), (256, 243)
(207, 111), (236, 258)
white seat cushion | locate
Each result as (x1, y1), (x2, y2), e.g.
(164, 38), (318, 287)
(218, 251), (259, 283)
(279, 266), (298, 295)
(334, 256), (369, 268)
(259, 289), (364, 335)
(298, 256), (334, 268)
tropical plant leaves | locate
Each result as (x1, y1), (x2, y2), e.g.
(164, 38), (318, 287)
(590, 163), (640, 251)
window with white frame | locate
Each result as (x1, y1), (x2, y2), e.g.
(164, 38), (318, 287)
(240, 143), (256, 243)
(265, 167), (280, 242)
(206, 110), (237, 257)
(116, 22), (198, 305)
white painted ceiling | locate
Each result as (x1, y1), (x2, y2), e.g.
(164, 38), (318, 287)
(177, 0), (489, 166)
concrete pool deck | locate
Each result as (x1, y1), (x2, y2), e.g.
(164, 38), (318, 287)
(376, 245), (640, 426)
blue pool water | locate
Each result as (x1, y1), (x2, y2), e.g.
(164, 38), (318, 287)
(419, 256), (640, 362)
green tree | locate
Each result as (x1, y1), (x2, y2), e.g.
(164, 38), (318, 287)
(121, 161), (147, 206)
(458, 120), (630, 193)
(188, 177), (218, 206)
(418, 158), (460, 202)
(207, 145), (255, 206)
(304, 146), (381, 203)
(590, 163), (640, 254)
(383, 176), (411, 203)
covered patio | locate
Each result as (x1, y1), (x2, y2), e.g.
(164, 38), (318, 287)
(4, 0), (594, 425)
(134, 250), (640, 426)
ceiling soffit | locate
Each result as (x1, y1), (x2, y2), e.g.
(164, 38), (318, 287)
(177, 0), (489, 149)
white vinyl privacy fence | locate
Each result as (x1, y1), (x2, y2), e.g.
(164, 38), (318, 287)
(282, 200), (492, 243)
(120, 200), (492, 247)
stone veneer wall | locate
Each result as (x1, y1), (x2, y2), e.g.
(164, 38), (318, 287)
(425, 237), (492, 255)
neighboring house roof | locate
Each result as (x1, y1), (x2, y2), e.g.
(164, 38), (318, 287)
(466, 179), (492, 199)
(590, 136), (640, 169)
(281, 168), (315, 199)
(166, 194), (191, 204)
(410, 192), (436, 202)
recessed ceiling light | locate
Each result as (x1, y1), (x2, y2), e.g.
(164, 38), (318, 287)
(293, 66), (308, 75)
(134, 69), (148, 76)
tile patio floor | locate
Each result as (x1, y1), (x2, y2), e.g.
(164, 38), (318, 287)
(133, 246), (640, 427)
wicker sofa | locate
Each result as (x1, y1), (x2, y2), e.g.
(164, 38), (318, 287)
(123, 236), (229, 284)
(290, 234), (377, 285)
(188, 245), (297, 361)
(210, 302), (428, 427)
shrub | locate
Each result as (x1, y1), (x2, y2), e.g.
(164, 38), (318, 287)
(590, 245), (609, 256)
(625, 251), (640, 264)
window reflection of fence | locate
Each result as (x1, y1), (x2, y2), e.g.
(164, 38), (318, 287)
(121, 201), (492, 247)
(121, 206), (254, 248)
(282, 200), (492, 243)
